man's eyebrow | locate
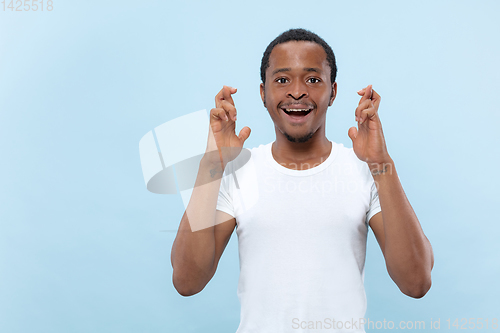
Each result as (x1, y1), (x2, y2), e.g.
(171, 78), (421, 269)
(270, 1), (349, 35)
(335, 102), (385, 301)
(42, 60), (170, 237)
(272, 68), (291, 75)
(304, 67), (322, 73)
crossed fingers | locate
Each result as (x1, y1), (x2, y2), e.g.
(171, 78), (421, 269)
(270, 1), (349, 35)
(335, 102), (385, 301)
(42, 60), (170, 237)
(211, 85), (237, 122)
(355, 85), (381, 125)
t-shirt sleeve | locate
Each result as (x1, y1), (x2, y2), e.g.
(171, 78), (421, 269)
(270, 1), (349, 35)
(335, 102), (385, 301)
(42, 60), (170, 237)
(216, 163), (236, 218)
(366, 180), (382, 226)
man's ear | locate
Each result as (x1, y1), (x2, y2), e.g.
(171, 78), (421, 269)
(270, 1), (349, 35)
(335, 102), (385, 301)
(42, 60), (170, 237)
(328, 82), (337, 106)
(260, 83), (266, 107)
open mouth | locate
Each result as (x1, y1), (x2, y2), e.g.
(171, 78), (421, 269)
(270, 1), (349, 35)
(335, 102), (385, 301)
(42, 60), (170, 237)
(282, 108), (313, 117)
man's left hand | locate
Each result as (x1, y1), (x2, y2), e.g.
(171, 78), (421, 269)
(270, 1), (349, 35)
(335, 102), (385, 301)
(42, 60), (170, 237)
(348, 85), (392, 171)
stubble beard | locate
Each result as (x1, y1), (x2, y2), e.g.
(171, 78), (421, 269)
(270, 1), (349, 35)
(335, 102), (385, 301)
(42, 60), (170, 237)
(283, 130), (315, 143)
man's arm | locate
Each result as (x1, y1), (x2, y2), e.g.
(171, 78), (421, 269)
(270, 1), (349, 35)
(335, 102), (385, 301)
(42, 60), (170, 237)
(170, 157), (236, 296)
(369, 162), (434, 298)
(172, 208), (236, 296)
(170, 86), (250, 296)
(349, 85), (433, 298)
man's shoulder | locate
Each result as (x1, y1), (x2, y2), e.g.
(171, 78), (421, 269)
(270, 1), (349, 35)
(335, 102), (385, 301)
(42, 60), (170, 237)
(332, 142), (372, 179)
(224, 142), (270, 174)
(247, 141), (272, 154)
(334, 142), (363, 163)
(238, 142), (272, 164)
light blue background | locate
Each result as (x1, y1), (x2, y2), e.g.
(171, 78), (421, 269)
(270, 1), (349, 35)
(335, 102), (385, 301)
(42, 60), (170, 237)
(1, 0), (499, 332)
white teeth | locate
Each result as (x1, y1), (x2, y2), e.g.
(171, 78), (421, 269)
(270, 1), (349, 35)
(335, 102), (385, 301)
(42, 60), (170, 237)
(285, 108), (310, 112)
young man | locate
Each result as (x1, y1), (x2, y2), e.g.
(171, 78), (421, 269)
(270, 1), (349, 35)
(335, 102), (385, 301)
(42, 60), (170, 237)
(171, 28), (434, 332)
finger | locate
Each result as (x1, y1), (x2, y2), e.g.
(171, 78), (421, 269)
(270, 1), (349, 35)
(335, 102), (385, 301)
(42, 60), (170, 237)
(357, 85), (372, 103)
(359, 107), (378, 125)
(359, 87), (380, 99)
(348, 126), (358, 142)
(215, 88), (224, 108)
(220, 99), (237, 121)
(221, 85), (237, 106)
(362, 84), (372, 102)
(215, 85), (237, 108)
(211, 108), (228, 122)
(355, 99), (373, 122)
(210, 107), (229, 122)
(238, 126), (251, 143)
(371, 88), (381, 109)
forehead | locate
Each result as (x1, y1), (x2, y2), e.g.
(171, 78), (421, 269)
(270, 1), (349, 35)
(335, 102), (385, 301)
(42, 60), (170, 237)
(268, 41), (329, 73)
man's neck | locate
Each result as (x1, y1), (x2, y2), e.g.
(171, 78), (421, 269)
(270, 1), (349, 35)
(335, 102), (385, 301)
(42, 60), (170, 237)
(271, 134), (332, 170)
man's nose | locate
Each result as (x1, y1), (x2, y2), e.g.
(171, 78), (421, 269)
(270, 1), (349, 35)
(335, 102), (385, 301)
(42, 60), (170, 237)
(287, 80), (308, 100)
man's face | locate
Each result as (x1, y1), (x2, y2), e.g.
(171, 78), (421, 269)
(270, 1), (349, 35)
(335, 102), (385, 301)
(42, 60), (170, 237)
(260, 41), (336, 143)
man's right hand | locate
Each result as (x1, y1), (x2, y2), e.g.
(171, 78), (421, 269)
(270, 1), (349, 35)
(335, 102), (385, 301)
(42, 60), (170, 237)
(173, 86), (244, 295)
(207, 85), (251, 168)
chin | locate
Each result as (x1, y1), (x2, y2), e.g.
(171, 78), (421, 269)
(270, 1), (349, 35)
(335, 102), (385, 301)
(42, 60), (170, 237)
(283, 131), (314, 143)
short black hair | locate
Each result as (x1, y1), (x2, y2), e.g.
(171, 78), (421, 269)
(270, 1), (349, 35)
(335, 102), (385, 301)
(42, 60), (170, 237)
(260, 28), (337, 86)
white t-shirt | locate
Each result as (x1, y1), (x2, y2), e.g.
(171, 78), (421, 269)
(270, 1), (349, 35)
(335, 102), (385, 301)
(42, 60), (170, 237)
(217, 142), (381, 333)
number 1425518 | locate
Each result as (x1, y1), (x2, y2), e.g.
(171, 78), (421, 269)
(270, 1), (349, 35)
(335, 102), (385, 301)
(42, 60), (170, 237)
(1, 0), (53, 11)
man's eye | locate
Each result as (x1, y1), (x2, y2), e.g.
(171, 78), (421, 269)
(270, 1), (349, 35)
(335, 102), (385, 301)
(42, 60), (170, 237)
(276, 78), (288, 84)
(308, 78), (320, 83)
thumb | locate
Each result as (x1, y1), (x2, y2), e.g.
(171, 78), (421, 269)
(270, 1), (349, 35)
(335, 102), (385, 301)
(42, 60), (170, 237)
(238, 126), (251, 143)
(348, 126), (358, 143)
